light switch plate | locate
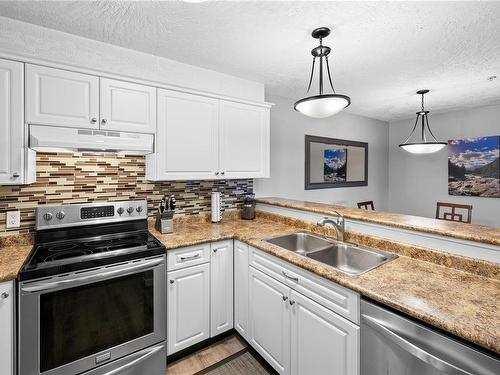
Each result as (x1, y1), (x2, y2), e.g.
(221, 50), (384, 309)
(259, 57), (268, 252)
(6, 211), (20, 229)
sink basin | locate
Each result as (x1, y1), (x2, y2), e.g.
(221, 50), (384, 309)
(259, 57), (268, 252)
(306, 243), (396, 275)
(264, 232), (396, 275)
(264, 232), (334, 255)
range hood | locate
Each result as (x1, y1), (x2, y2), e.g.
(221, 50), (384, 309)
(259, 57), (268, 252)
(29, 125), (154, 155)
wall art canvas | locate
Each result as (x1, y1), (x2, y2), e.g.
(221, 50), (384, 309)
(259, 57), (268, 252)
(324, 148), (347, 182)
(448, 136), (499, 198)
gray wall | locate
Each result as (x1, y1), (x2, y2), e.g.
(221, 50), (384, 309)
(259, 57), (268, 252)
(388, 104), (500, 226)
(254, 95), (390, 209)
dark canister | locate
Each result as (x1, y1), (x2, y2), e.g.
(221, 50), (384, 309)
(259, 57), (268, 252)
(241, 194), (256, 220)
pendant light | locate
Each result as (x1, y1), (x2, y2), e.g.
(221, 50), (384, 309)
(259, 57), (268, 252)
(399, 90), (447, 154)
(294, 27), (351, 118)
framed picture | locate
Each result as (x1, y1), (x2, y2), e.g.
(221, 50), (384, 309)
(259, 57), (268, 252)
(305, 135), (368, 190)
(448, 135), (499, 198)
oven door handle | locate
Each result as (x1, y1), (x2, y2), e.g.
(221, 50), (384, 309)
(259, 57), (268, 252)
(101, 343), (165, 375)
(21, 258), (164, 293)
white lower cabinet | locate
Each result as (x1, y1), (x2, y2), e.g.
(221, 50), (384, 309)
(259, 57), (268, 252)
(245, 247), (360, 375)
(167, 263), (210, 355)
(248, 266), (290, 374)
(210, 241), (234, 337)
(0, 281), (14, 375)
(290, 290), (359, 375)
(234, 240), (249, 339)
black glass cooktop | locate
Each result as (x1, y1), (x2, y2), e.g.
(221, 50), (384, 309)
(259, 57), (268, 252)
(19, 221), (165, 281)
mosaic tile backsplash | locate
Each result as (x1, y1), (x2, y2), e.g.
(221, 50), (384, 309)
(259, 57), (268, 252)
(0, 153), (253, 234)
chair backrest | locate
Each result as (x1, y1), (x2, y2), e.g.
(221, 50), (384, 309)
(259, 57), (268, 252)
(357, 201), (375, 210)
(435, 202), (472, 224)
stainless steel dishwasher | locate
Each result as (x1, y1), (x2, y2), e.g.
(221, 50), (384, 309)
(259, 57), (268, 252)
(361, 299), (499, 375)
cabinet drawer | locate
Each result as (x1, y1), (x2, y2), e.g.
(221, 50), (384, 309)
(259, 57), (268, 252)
(249, 247), (359, 323)
(167, 243), (210, 271)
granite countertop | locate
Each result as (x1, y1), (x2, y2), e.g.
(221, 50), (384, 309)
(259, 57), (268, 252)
(1, 212), (498, 354)
(256, 197), (500, 246)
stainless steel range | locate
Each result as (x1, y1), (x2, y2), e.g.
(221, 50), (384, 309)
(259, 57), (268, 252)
(18, 200), (166, 375)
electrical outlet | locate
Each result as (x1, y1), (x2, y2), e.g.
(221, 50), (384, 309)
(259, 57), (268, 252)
(6, 211), (20, 229)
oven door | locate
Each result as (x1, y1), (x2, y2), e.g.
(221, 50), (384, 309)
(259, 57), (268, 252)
(19, 256), (166, 375)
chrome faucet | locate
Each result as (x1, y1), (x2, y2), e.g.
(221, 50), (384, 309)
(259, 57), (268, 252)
(317, 212), (345, 242)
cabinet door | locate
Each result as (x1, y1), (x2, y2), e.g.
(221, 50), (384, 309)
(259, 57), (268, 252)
(290, 290), (359, 375)
(154, 89), (219, 180)
(234, 241), (249, 340)
(0, 281), (14, 375)
(210, 241), (234, 337)
(26, 64), (99, 129)
(0, 59), (24, 185)
(248, 267), (290, 374)
(219, 101), (269, 178)
(167, 263), (210, 355)
(100, 78), (156, 133)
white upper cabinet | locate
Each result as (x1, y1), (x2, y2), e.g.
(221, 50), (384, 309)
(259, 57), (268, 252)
(26, 64), (99, 129)
(147, 89), (271, 181)
(150, 89), (219, 180)
(0, 58), (25, 185)
(210, 241), (234, 337)
(100, 78), (156, 133)
(219, 101), (269, 178)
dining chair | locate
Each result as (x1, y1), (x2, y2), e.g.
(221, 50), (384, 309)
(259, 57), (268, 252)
(435, 202), (472, 224)
(357, 201), (375, 210)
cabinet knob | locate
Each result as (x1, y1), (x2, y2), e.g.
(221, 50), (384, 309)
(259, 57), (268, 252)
(289, 300), (295, 306)
(221, 171), (225, 176)
(213, 249), (218, 253)
(215, 171), (220, 176)
(282, 295), (288, 302)
(101, 118), (107, 125)
(12, 172), (20, 178)
(1, 292), (9, 299)
(90, 117), (97, 124)
(169, 280), (174, 284)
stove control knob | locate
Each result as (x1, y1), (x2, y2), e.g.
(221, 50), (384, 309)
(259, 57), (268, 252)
(136, 206), (143, 213)
(43, 212), (53, 221)
(117, 207), (124, 216)
(56, 211), (65, 220)
(127, 207), (134, 214)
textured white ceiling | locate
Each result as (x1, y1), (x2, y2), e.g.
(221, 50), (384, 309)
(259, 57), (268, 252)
(1, 0), (499, 121)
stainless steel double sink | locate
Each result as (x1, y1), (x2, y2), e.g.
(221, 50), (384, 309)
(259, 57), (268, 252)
(264, 232), (397, 276)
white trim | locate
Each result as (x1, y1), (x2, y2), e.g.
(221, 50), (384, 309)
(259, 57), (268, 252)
(256, 203), (500, 264)
(0, 51), (274, 109)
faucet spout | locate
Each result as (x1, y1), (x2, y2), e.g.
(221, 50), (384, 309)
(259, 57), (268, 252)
(317, 212), (345, 242)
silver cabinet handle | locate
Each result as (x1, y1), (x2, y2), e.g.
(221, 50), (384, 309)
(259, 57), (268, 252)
(362, 314), (473, 375)
(102, 343), (165, 375)
(21, 258), (164, 293)
(1, 292), (9, 299)
(101, 118), (107, 125)
(180, 253), (200, 261)
(282, 295), (288, 302)
(282, 271), (299, 282)
(90, 117), (97, 124)
(12, 172), (20, 178)
(289, 300), (295, 305)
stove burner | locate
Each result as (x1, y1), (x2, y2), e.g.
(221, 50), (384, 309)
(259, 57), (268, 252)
(48, 243), (78, 252)
(44, 249), (93, 262)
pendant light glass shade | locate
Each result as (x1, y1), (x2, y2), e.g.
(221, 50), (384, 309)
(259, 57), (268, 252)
(399, 90), (447, 154)
(294, 27), (351, 118)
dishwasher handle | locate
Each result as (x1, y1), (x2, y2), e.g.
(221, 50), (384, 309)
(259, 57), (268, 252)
(362, 314), (474, 375)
